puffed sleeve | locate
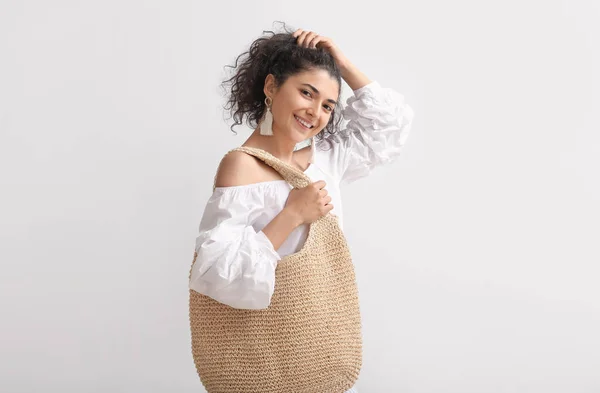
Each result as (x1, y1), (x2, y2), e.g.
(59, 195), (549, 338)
(315, 81), (414, 185)
(189, 186), (281, 310)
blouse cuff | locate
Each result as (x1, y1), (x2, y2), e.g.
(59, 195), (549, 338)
(351, 80), (381, 96)
(256, 230), (282, 261)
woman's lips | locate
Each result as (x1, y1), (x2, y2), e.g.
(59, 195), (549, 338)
(294, 115), (313, 130)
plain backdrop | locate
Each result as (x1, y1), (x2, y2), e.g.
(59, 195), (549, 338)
(1, 0), (599, 392)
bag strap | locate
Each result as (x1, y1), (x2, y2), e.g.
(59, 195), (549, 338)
(212, 146), (312, 192)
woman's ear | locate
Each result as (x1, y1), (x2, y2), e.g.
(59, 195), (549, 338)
(263, 74), (276, 98)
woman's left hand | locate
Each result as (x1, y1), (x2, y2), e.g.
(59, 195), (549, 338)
(292, 29), (350, 69)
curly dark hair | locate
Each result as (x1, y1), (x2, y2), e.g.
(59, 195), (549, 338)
(221, 22), (343, 141)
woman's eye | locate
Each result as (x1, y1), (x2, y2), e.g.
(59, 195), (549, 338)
(301, 89), (332, 111)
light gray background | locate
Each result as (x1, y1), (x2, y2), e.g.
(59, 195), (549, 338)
(1, 0), (599, 392)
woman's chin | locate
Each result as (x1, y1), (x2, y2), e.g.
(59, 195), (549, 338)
(293, 124), (315, 139)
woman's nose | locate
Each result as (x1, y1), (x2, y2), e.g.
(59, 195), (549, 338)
(306, 105), (320, 118)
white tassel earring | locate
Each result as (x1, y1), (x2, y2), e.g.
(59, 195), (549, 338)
(259, 96), (274, 136)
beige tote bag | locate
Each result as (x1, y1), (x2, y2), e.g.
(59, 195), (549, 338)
(189, 146), (362, 393)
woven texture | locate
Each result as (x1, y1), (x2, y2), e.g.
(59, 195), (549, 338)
(189, 146), (363, 393)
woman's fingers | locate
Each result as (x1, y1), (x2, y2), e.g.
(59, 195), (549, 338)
(294, 29), (320, 48)
(298, 30), (312, 47)
(307, 34), (322, 48)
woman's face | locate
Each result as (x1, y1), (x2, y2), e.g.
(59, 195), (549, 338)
(265, 68), (340, 143)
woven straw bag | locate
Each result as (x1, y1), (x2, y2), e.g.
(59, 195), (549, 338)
(189, 146), (362, 393)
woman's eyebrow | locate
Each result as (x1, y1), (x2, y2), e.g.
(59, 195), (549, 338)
(301, 83), (337, 105)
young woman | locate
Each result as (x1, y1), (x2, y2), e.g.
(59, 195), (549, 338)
(189, 25), (414, 393)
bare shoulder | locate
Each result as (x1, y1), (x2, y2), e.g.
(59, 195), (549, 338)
(214, 150), (282, 188)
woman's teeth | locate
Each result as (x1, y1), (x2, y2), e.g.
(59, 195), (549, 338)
(295, 115), (313, 129)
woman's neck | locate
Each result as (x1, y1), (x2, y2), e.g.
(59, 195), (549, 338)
(242, 128), (297, 163)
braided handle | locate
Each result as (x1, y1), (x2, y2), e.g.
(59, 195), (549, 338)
(212, 146), (311, 191)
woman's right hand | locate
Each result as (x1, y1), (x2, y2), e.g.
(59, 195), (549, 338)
(284, 180), (333, 226)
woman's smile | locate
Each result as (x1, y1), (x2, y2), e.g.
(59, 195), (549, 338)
(294, 114), (314, 131)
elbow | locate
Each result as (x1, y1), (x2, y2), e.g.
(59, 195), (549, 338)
(189, 251), (277, 310)
(386, 103), (414, 151)
(189, 229), (280, 310)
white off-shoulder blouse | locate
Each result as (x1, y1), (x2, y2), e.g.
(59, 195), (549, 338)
(190, 80), (414, 308)
(189, 81), (413, 392)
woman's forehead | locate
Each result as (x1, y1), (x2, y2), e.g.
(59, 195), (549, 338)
(287, 69), (339, 97)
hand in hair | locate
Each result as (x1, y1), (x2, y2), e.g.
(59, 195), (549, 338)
(292, 28), (350, 69)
